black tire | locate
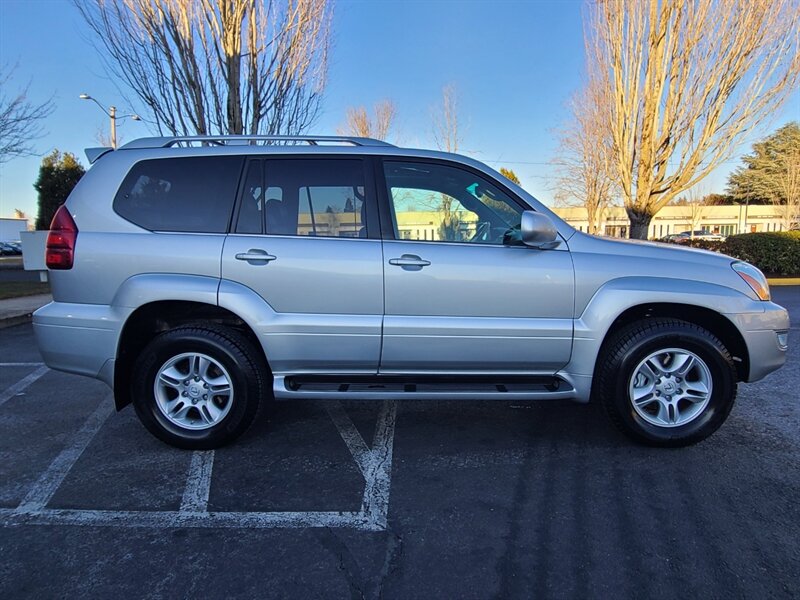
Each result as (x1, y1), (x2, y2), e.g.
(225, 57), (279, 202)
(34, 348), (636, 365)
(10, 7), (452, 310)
(132, 324), (268, 449)
(596, 318), (737, 447)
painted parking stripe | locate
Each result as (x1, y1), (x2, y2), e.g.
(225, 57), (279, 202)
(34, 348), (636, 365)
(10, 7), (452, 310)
(360, 401), (398, 529)
(2, 399), (398, 531)
(0, 365), (49, 408)
(0, 508), (377, 530)
(16, 398), (114, 513)
(326, 402), (373, 476)
(180, 451), (215, 513)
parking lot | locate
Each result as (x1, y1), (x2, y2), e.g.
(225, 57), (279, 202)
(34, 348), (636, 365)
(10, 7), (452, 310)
(0, 287), (797, 598)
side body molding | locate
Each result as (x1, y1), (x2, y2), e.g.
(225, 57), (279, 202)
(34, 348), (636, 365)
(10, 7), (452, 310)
(558, 277), (765, 402)
(217, 279), (382, 379)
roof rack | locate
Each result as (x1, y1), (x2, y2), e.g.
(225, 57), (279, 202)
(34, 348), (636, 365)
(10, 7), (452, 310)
(120, 135), (395, 150)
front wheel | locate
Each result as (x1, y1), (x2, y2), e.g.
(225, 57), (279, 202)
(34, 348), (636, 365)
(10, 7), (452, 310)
(596, 319), (737, 447)
(132, 325), (267, 449)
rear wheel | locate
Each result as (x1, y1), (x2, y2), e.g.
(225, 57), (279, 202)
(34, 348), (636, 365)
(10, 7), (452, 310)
(132, 325), (267, 449)
(596, 319), (737, 447)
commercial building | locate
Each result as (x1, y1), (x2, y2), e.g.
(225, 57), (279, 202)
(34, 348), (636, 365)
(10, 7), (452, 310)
(551, 204), (791, 239)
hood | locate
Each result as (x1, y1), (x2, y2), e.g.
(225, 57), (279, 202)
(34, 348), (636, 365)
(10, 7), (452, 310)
(567, 231), (734, 266)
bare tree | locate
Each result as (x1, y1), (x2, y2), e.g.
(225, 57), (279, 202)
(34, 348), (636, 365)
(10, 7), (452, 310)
(587, 0), (800, 239)
(431, 84), (465, 240)
(432, 84), (462, 153)
(339, 99), (396, 140)
(776, 144), (800, 230)
(74, 0), (332, 136)
(673, 187), (707, 237)
(552, 77), (616, 235)
(0, 65), (52, 163)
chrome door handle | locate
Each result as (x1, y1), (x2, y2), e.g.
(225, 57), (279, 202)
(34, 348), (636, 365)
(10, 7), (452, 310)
(235, 250), (277, 263)
(388, 255), (431, 268)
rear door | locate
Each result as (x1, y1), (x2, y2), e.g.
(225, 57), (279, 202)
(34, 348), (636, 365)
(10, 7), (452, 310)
(221, 156), (384, 374)
(378, 159), (574, 373)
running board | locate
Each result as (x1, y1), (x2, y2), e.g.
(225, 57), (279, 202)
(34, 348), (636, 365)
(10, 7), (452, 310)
(273, 374), (576, 401)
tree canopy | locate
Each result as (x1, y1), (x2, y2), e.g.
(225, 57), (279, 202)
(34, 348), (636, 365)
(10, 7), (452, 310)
(499, 168), (520, 185)
(34, 151), (85, 230)
(727, 122), (800, 204)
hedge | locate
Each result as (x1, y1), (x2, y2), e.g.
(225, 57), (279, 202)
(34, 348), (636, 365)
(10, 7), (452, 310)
(674, 232), (800, 276)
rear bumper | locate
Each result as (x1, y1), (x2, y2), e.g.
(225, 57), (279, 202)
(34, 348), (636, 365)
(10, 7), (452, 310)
(32, 302), (127, 387)
(731, 301), (790, 382)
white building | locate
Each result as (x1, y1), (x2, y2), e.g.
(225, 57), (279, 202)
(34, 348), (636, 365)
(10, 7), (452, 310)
(551, 204), (791, 239)
(0, 217), (29, 242)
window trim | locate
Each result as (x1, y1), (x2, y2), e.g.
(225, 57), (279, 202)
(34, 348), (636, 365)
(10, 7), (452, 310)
(230, 155), (379, 240)
(376, 157), (533, 246)
(232, 158), (265, 235)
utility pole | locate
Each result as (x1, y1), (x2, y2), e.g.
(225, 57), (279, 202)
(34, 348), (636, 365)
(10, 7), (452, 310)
(79, 94), (140, 149)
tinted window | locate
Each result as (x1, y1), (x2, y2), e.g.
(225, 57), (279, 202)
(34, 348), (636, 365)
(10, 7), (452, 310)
(236, 160), (264, 234)
(114, 156), (243, 233)
(262, 159), (367, 238)
(383, 161), (524, 245)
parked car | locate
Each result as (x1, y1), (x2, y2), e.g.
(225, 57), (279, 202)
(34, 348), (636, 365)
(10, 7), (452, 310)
(0, 242), (21, 255)
(671, 230), (726, 243)
(33, 136), (789, 449)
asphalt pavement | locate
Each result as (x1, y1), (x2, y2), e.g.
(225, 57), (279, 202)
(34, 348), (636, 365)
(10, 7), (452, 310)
(0, 287), (798, 599)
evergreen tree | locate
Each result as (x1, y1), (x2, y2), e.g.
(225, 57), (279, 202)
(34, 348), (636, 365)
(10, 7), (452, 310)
(34, 150), (85, 229)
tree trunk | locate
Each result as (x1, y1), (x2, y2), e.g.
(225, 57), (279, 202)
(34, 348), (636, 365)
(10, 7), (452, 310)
(626, 208), (653, 240)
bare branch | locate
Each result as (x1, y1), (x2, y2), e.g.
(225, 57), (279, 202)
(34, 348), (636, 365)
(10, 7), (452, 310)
(339, 98), (396, 141)
(0, 65), (52, 164)
(73, 0), (332, 136)
(552, 74), (617, 235)
(432, 84), (461, 153)
(587, 0), (800, 238)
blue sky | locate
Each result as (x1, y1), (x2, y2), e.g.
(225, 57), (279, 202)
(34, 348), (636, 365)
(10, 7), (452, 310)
(1, 0), (798, 220)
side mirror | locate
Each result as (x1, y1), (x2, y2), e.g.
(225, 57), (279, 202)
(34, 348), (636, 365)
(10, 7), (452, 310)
(520, 210), (559, 249)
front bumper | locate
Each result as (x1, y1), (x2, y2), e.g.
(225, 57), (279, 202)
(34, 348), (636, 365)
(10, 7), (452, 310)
(731, 301), (790, 382)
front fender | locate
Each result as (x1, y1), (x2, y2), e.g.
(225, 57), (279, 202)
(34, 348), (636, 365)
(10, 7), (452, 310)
(563, 277), (764, 379)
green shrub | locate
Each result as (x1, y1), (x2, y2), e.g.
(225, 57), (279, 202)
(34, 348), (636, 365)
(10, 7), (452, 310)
(679, 239), (725, 252)
(721, 232), (800, 276)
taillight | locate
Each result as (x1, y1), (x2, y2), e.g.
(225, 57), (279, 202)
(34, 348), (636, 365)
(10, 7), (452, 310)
(45, 205), (78, 270)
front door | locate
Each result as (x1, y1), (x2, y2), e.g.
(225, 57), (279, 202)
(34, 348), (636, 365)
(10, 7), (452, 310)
(222, 156), (383, 375)
(379, 159), (574, 374)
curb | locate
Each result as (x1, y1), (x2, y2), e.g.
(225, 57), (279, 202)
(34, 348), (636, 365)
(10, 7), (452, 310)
(767, 278), (800, 286)
(0, 312), (34, 330)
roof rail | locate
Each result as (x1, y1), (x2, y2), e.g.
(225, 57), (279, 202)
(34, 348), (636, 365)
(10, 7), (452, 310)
(120, 135), (395, 150)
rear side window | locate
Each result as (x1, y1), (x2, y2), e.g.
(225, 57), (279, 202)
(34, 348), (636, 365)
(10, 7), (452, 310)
(235, 158), (368, 238)
(114, 156), (244, 233)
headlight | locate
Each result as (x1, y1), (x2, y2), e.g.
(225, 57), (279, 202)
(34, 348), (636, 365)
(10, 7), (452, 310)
(732, 262), (770, 301)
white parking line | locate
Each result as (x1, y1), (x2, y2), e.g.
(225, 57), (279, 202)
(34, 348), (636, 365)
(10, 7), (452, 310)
(326, 402), (373, 475)
(2, 399), (399, 531)
(0, 365), (50, 408)
(0, 508), (373, 530)
(180, 451), (215, 513)
(360, 401), (398, 529)
(16, 398), (114, 513)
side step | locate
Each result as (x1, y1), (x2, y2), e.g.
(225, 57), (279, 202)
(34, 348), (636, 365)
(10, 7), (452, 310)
(274, 374), (576, 401)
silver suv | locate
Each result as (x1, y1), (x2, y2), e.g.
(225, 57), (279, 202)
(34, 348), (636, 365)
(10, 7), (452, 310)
(34, 135), (789, 449)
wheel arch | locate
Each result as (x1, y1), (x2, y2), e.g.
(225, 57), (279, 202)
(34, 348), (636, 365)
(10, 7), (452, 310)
(114, 300), (269, 410)
(592, 303), (750, 384)
(564, 278), (760, 397)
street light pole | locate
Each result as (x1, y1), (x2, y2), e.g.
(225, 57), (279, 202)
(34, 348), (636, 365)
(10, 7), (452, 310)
(79, 94), (140, 149)
(109, 106), (117, 149)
